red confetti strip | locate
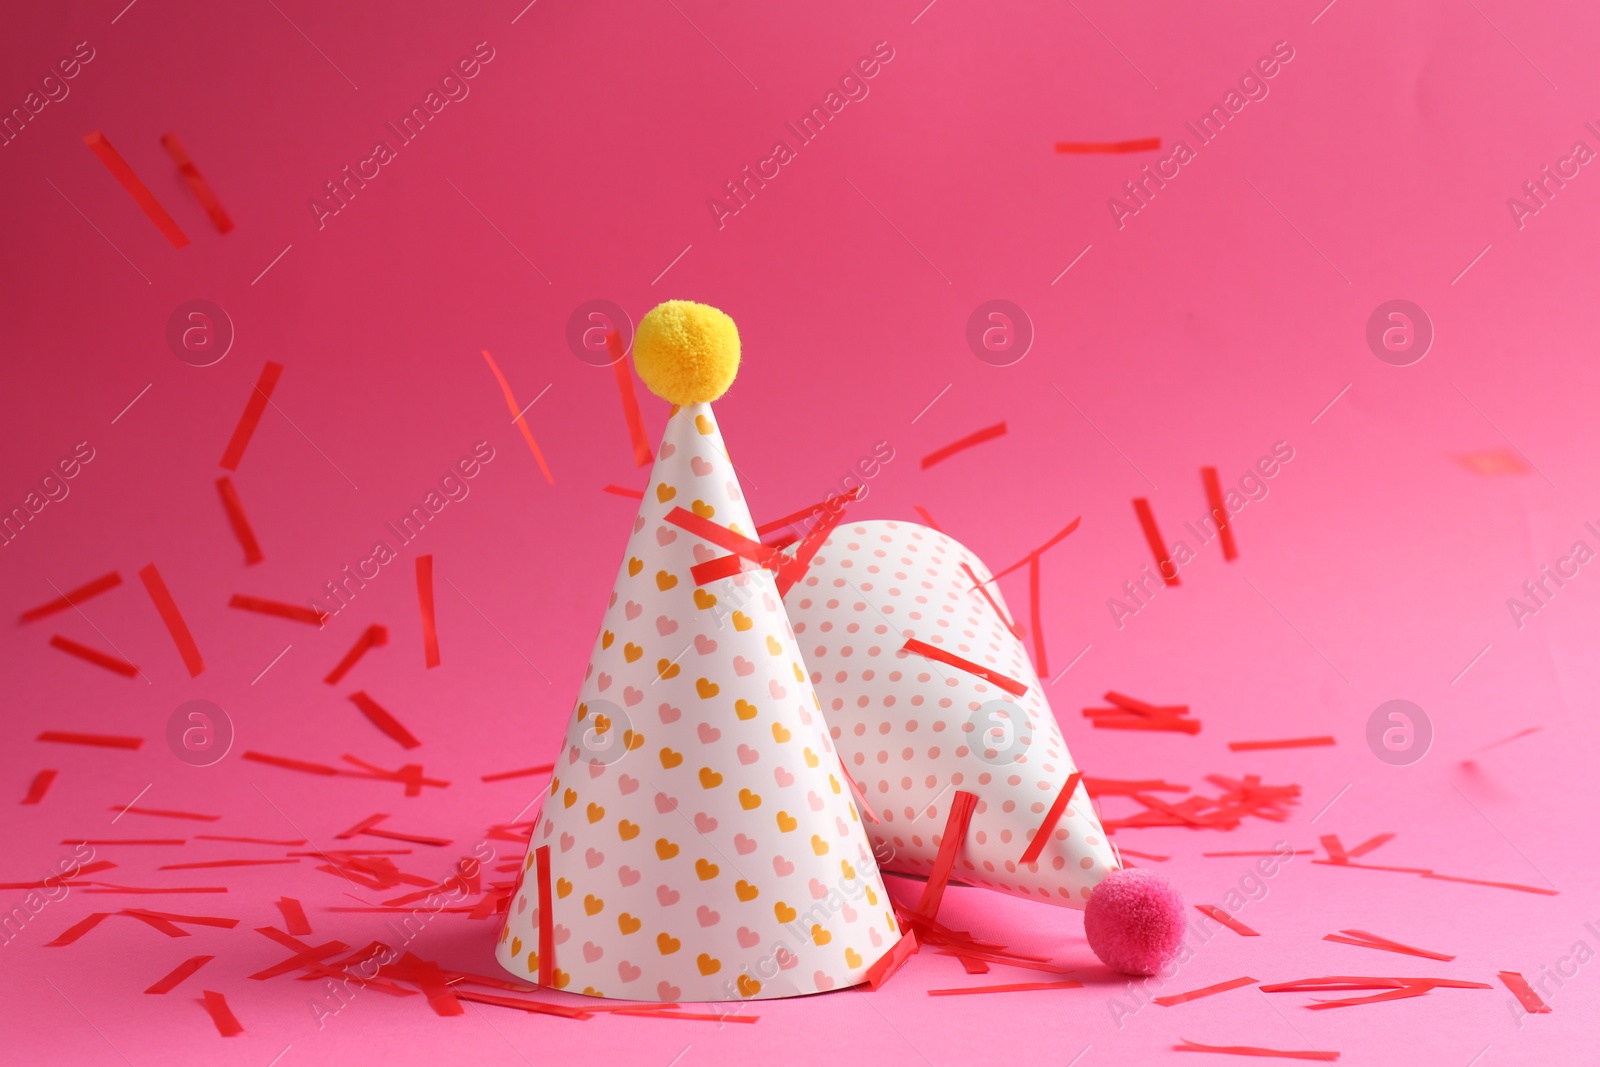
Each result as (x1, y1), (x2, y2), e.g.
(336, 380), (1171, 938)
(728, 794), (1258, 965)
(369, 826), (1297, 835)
(49, 634), (139, 678)
(361, 827), (453, 848)
(901, 637), (1027, 698)
(22, 769), (57, 805)
(114, 806), (219, 822)
(1230, 737), (1335, 752)
(921, 421), (1007, 469)
(124, 909), (236, 929)
(1323, 929), (1453, 962)
(349, 691), (421, 750)
(83, 884), (228, 894)
(335, 813), (390, 840)
(241, 751), (339, 776)
(158, 859), (297, 871)
(46, 912), (114, 946)
(535, 844), (554, 987)
(912, 505), (944, 532)
(1093, 716), (1202, 734)
(1083, 777), (1189, 795)
(218, 361), (284, 472)
(39, 731), (142, 750)
(1420, 871), (1559, 895)
(1196, 904), (1259, 936)
(668, 507), (781, 570)
(1019, 772), (1082, 866)
(602, 484), (644, 499)
(82, 130), (189, 247)
(608, 331), (652, 467)
(481, 763), (554, 783)
(1027, 555), (1046, 675)
(1176, 1039), (1337, 1061)
(1500, 970), (1552, 1013)
(928, 980), (1083, 996)
(1471, 726), (1542, 754)
(1055, 137), (1161, 153)
(124, 913), (192, 937)
(1132, 498), (1179, 585)
(961, 562), (1023, 639)
(195, 834), (306, 846)
(775, 502), (851, 597)
(200, 990), (244, 1037)
(324, 624), (388, 685)
(214, 477), (263, 564)
(139, 563), (205, 676)
(1201, 467), (1238, 561)
(145, 955), (214, 994)
(861, 930), (919, 990)
(228, 594), (325, 626)
(248, 927), (350, 979)
(482, 349), (554, 484)
(913, 790), (978, 922)
(416, 555), (440, 669)
(1155, 977), (1258, 1007)
(755, 486), (864, 539)
(20, 571), (122, 622)
(980, 519), (1085, 586)
(159, 133), (234, 233)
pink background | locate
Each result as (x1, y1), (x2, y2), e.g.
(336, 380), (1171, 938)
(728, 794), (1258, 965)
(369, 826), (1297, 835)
(3, 0), (1597, 1062)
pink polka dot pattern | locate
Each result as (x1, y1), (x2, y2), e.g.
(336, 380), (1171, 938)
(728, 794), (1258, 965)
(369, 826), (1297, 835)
(783, 520), (1119, 910)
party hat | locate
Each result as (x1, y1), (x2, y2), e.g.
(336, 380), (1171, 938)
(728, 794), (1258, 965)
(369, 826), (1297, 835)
(497, 301), (902, 1001)
(782, 519), (1185, 975)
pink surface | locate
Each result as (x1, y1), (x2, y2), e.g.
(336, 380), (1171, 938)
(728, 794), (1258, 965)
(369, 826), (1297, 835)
(2, 0), (1597, 1062)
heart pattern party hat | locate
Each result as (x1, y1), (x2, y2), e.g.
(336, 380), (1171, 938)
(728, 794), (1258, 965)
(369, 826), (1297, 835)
(497, 302), (901, 1001)
(782, 519), (1186, 974)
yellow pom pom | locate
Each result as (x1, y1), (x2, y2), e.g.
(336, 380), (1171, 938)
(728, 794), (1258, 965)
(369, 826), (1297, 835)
(633, 300), (740, 405)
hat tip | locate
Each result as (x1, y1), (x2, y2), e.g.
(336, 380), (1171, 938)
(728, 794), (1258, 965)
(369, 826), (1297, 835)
(634, 300), (740, 405)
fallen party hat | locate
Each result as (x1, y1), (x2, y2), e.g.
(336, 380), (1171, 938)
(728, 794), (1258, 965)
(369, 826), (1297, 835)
(497, 301), (902, 1001)
(781, 519), (1185, 975)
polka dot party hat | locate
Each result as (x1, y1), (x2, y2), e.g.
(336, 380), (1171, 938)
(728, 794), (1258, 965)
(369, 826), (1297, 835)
(782, 520), (1186, 976)
(496, 301), (902, 1001)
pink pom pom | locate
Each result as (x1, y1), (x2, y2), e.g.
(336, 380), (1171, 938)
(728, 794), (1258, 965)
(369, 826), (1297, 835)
(1083, 867), (1186, 975)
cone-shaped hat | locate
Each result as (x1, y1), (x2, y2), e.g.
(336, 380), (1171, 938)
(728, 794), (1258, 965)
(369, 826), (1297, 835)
(783, 520), (1120, 906)
(497, 302), (902, 1001)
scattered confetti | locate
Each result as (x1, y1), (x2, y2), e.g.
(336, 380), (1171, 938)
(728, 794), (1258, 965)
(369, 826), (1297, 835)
(1201, 466), (1239, 560)
(21, 769), (57, 805)
(324, 624), (388, 685)
(1155, 977), (1259, 1006)
(19, 571), (122, 622)
(1196, 904), (1259, 937)
(228, 594), (325, 626)
(145, 955), (215, 995)
(921, 421), (1007, 469)
(160, 133), (234, 233)
(139, 563), (206, 676)
(38, 731), (143, 750)
(49, 634), (139, 678)
(416, 555), (440, 669)
(348, 692), (421, 750)
(901, 637), (1027, 698)
(1228, 737), (1335, 752)
(608, 331), (652, 466)
(1055, 137), (1160, 153)
(215, 477), (263, 564)
(481, 349), (553, 484)
(200, 990), (244, 1036)
(1133, 498), (1179, 585)
(218, 361), (284, 472)
(82, 130), (189, 247)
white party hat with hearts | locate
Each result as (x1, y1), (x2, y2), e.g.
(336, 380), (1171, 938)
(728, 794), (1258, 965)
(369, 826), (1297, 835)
(497, 301), (901, 1001)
